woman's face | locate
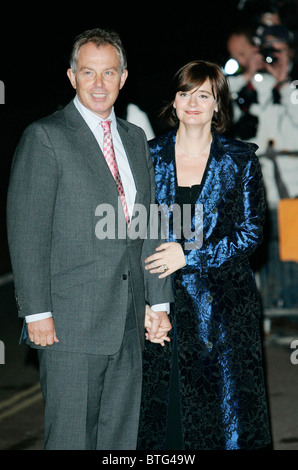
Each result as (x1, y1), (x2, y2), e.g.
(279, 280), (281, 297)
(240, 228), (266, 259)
(174, 78), (218, 128)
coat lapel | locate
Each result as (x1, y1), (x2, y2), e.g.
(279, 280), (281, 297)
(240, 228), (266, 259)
(154, 130), (226, 209)
(154, 130), (231, 242)
(116, 119), (151, 211)
(64, 103), (153, 230)
(63, 101), (122, 199)
(154, 130), (177, 208)
(197, 134), (226, 212)
(116, 119), (140, 194)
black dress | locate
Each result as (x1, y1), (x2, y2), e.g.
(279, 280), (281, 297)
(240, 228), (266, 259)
(165, 184), (202, 450)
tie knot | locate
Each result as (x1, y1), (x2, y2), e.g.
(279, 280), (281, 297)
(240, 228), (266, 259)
(101, 120), (112, 134)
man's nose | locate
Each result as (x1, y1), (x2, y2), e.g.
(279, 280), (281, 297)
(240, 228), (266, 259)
(94, 74), (104, 87)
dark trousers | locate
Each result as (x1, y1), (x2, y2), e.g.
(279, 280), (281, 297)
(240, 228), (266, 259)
(38, 293), (142, 450)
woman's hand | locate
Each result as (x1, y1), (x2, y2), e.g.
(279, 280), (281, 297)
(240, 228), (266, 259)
(145, 242), (186, 278)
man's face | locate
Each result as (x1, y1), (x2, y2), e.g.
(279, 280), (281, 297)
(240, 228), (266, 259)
(227, 34), (260, 68)
(67, 42), (128, 119)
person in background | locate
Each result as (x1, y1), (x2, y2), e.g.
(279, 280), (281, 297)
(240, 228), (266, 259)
(126, 102), (155, 140)
(138, 60), (272, 450)
(226, 24), (298, 154)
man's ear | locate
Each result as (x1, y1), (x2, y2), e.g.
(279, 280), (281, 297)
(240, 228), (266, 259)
(67, 68), (76, 89)
(119, 69), (128, 90)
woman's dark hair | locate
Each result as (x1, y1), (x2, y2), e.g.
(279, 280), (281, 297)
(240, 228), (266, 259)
(160, 60), (230, 133)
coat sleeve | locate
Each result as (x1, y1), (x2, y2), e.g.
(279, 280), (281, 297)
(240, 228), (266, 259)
(6, 122), (58, 317)
(140, 131), (174, 306)
(184, 152), (266, 273)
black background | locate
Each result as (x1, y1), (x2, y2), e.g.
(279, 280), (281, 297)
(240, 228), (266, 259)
(1, 0), (297, 273)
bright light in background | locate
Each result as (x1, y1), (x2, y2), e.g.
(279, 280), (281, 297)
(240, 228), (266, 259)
(254, 73), (264, 82)
(224, 58), (239, 75)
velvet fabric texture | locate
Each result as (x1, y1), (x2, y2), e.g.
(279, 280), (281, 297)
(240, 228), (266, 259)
(137, 130), (271, 450)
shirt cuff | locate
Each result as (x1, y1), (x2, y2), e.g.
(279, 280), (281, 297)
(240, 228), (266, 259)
(25, 312), (53, 323)
(151, 303), (170, 314)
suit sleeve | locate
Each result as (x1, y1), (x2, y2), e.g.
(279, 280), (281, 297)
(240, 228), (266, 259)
(6, 122), (58, 318)
(184, 152), (266, 272)
(140, 131), (174, 306)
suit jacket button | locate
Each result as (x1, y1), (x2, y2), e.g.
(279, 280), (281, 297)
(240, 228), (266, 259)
(122, 274), (128, 280)
(211, 207), (218, 213)
(207, 294), (213, 303)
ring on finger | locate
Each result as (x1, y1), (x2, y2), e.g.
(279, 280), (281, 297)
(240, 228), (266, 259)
(162, 264), (169, 272)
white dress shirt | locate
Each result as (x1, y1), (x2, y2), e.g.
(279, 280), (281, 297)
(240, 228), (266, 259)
(26, 96), (168, 323)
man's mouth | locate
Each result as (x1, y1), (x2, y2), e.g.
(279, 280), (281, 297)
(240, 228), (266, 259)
(91, 93), (107, 99)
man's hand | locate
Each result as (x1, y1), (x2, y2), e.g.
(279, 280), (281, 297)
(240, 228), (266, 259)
(27, 317), (59, 347)
(265, 50), (289, 84)
(145, 305), (171, 347)
(243, 50), (264, 83)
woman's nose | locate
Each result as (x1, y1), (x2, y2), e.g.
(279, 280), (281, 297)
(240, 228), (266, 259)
(188, 94), (197, 106)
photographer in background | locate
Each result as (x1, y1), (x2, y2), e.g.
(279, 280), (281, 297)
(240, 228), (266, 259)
(226, 24), (298, 154)
(226, 22), (298, 314)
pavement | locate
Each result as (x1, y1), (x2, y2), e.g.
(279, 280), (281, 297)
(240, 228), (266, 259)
(1, 278), (298, 452)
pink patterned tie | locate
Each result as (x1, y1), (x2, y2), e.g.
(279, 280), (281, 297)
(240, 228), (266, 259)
(101, 120), (130, 227)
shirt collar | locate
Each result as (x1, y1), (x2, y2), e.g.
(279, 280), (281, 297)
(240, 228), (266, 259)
(73, 95), (116, 132)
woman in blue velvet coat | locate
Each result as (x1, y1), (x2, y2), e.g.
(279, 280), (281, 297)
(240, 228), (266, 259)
(138, 60), (271, 450)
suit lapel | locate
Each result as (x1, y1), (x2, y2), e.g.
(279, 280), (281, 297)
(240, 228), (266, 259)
(116, 119), (148, 209)
(63, 101), (120, 196)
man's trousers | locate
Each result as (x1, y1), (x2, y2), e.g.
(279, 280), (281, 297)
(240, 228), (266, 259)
(38, 291), (142, 450)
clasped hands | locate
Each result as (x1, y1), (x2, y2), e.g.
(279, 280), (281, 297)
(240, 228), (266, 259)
(144, 242), (186, 346)
(145, 305), (171, 347)
(27, 243), (185, 348)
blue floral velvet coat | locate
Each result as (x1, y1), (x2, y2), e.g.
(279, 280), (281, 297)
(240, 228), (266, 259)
(137, 130), (271, 450)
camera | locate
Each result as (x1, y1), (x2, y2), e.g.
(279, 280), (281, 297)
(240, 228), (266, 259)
(254, 24), (293, 65)
(260, 45), (280, 64)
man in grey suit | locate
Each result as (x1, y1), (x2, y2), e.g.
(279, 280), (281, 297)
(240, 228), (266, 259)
(7, 28), (173, 450)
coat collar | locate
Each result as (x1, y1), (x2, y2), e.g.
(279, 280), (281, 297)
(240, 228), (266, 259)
(157, 128), (228, 165)
(152, 128), (232, 212)
(63, 99), (129, 136)
(152, 128), (259, 240)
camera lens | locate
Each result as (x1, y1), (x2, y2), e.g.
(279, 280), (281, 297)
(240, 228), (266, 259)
(261, 46), (278, 64)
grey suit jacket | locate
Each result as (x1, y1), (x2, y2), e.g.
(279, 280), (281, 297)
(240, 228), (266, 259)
(7, 101), (173, 355)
